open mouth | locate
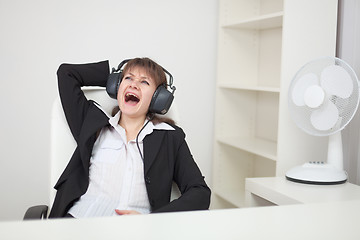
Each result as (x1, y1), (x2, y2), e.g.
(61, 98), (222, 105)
(125, 92), (140, 104)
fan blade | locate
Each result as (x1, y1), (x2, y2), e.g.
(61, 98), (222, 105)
(310, 101), (339, 131)
(292, 73), (319, 106)
(320, 65), (353, 98)
(304, 85), (325, 108)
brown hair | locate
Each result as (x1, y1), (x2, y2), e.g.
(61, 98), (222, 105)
(112, 57), (175, 125)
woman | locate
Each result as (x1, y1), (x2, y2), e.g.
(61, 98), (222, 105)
(49, 58), (211, 218)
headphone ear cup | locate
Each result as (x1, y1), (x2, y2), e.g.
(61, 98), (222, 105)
(149, 85), (174, 114)
(106, 72), (122, 99)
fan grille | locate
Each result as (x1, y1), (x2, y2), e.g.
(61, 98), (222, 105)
(288, 57), (360, 136)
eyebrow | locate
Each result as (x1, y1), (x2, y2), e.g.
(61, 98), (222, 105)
(126, 72), (150, 80)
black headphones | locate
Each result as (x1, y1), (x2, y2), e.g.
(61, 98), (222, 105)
(106, 59), (176, 115)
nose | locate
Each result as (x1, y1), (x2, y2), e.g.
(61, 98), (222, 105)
(130, 79), (140, 89)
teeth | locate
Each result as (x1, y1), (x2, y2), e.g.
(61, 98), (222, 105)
(126, 93), (138, 98)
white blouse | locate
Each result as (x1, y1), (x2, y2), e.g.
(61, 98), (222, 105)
(68, 111), (174, 218)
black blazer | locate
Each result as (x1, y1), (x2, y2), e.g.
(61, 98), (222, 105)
(49, 60), (211, 218)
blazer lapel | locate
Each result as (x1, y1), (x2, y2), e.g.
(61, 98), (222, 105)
(143, 130), (166, 174)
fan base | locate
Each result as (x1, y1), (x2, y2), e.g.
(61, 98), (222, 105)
(285, 162), (347, 185)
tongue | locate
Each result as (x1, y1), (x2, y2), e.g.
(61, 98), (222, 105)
(128, 100), (138, 105)
(126, 95), (139, 105)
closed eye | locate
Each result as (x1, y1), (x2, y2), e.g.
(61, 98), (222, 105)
(141, 80), (150, 85)
(123, 74), (151, 86)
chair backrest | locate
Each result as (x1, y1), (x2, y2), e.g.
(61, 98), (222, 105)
(49, 87), (180, 208)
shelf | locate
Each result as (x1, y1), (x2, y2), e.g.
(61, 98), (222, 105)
(217, 26), (282, 89)
(212, 0), (338, 211)
(218, 83), (280, 93)
(213, 187), (245, 208)
(222, 12), (283, 30)
(217, 136), (277, 161)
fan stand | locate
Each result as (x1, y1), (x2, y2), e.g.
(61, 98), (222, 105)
(286, 132), (348, 185)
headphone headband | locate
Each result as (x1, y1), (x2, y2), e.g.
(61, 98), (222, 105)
(112, 59), (175, 92)
(112, 59), (130, 73)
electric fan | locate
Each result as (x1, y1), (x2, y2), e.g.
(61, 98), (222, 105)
(286, 56), (360, 185)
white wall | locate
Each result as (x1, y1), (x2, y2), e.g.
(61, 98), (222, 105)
(0, 0), (218, 221)
(337, 0), (360, 185)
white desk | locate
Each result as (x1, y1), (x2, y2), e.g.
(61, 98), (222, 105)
(1, 200), (360, 240)
(245, 177), (360, 206)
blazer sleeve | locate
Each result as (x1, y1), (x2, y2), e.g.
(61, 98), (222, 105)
(57, 60), (110, 143)
(152, 128), (211, 213)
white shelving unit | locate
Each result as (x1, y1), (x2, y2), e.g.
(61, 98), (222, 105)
(211, 0), (338, 209)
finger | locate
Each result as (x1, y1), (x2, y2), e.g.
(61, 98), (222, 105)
(115, 209), (129, 215)
(115, 209), (141, 215)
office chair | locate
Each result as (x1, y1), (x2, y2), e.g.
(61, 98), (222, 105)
(24, 87), (181, 219)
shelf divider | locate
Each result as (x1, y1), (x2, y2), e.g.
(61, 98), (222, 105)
(213, 187), (245, 208)
(218, 83), (280, 93)
(217, 136), (277, 161)
(222, 12), (283, 30)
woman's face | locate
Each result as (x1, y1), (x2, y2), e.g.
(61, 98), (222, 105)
(117, 66), (157, 119)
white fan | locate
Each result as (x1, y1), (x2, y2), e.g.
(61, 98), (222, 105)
(286, 56), (360, 185)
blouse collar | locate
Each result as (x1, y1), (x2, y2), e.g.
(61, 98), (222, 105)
(109, 111), (175, 142)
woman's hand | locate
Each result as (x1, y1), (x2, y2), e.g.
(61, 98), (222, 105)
(115, 209), (141, 215)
